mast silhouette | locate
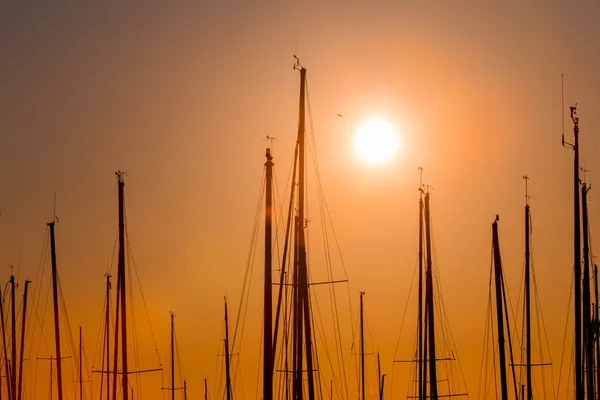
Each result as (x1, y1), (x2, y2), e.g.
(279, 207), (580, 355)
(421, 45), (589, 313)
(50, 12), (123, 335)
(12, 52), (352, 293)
(171, 313), (175, 400)
(10, 275), (16, 400)
(17, 280), (30, 400)
(224, 298), (232, 400)
(360, 291), (365, 400)
(565, 105), (583, 400)
(492, 216), (508, 400)
(264, 147), (274, 400)
(524, 177), (532, 400)
(424, 191), (438, 399)
(116, 171), (129, 400)
(48, 221), (64, 400)
(0, 277), (11, 400)
(581, 182), (594, 398)
(417, 170), (424, 400)
(292, 56), (316, 400)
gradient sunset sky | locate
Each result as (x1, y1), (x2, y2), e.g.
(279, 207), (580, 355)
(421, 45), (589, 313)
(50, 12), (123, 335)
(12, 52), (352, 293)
(1, 1), (599, 399)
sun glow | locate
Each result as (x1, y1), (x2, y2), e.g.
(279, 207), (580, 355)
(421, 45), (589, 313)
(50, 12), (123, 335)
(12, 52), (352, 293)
(353, 119), (399, 164)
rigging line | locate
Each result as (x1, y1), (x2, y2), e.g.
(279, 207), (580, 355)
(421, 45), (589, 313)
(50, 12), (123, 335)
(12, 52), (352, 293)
(314, 178), (349, 397)
(124, 228), (163, 368)
(531, 258), (554, 399)
(231, 171), (265, 349)
(307, 273), (340, 395)
(555, 264), (574, 398)
(429, 215), (469, 393)
(229, 175), (266, 400)
(305, 79), (354, 377)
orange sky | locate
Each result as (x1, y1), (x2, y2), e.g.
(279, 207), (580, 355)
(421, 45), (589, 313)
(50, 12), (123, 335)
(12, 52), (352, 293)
(1, 1), (600, 399)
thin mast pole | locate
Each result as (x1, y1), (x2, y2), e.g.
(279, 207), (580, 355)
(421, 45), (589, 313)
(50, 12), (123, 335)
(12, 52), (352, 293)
(111, 273), (121, 400)
(424, 192), (438, 399)
(582, 183), (594, 399)
(17, 280), (30, 400)
(524, 176), (532, 400)
(492, 217), (508, 400)
(570, 106), (583, 400)
(48, 222), (64, 400)
(360, 291), (365, 400)
(224, 298), (232, 400)
(171, 313), (175, 400)
(377, 352), (381, 400)
(79, 326), (83, 400)
(10, 275), (16, 400)
(418, 176), (424, 400)
(595, 263), (600, 397)
(104, 274), (111, 400)
(264, 148), (274, 400)
(295, 58), (316, 400)
(184, 380), (187, 400)
(116, 171), (129, 400)
(0, 283), (12, 400)
(204, 378), (208, 400)
(380, 375), (386, 400)
(272, 144), (297, 357)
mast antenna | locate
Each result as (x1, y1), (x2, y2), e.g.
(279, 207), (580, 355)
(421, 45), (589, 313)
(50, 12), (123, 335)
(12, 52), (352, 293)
(293, 55), (303, 70)
(523, 175), (531, 205)
(562, 74), (565, 146)
(418, 166), (424, 192)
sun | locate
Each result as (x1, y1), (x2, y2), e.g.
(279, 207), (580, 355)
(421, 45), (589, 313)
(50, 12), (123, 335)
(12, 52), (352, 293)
(353, 119), (400, 164)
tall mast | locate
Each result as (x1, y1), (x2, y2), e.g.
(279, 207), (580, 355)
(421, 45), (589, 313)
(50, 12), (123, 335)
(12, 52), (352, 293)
(264, 147), (274, 400)
(17, 280), (30, 400)
(103, 274), (111, 400)
(360, 291), (365, 400)
(116, 171), (129, 400)
(0, 279), (11, 400)
(581, 183), (594, 398)
(492, 216), (508, 400)
(224, 298), (232, 400)
(595, 263), (600, 397)
(565, 105), (583, 400)
(10, 275), (16, 400)
(524, 176), (532, 400)
(424, 192), (438, 399)
(293, 56), (316, 400)
(48, 221), (64, 400)
(171, 313), (175, 400)
(417, 168), (424, 400)
(204, 378), (208, 400)
(79, 326), (83, 400)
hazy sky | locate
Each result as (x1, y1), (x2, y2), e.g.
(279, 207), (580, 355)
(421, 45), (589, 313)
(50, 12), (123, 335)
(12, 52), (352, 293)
(1, 1), (599, 399)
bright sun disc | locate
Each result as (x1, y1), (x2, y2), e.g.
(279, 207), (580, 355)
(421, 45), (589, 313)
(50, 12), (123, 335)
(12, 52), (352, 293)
(353, 119), (399, 164)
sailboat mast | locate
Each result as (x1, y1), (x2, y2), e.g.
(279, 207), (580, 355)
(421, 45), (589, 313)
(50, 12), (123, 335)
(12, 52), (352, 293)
(0, 283), (12, 400)
(264, 148), (274, 400)
(17, 280), (30, 400)
(10, 275), (16, 400)
(569, 106), (583, 400)
(581, 183), (594, 398)
(224, 298), (232, 400)
(595, 263), (600, 397)
(48, 222), (64, 400)
(104, 274), (111, 400)
(492, 217), (508, 400)
(171, 313), (175, 400)
(524, 177), (532, 400)
(424, 192), (438, 399)
(295, 58), (316, 400)
(360, 291), (365, 400)
(418, 177), (424, 400)
(116, 171), (129, 400)
(79, 326), (83, 400)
